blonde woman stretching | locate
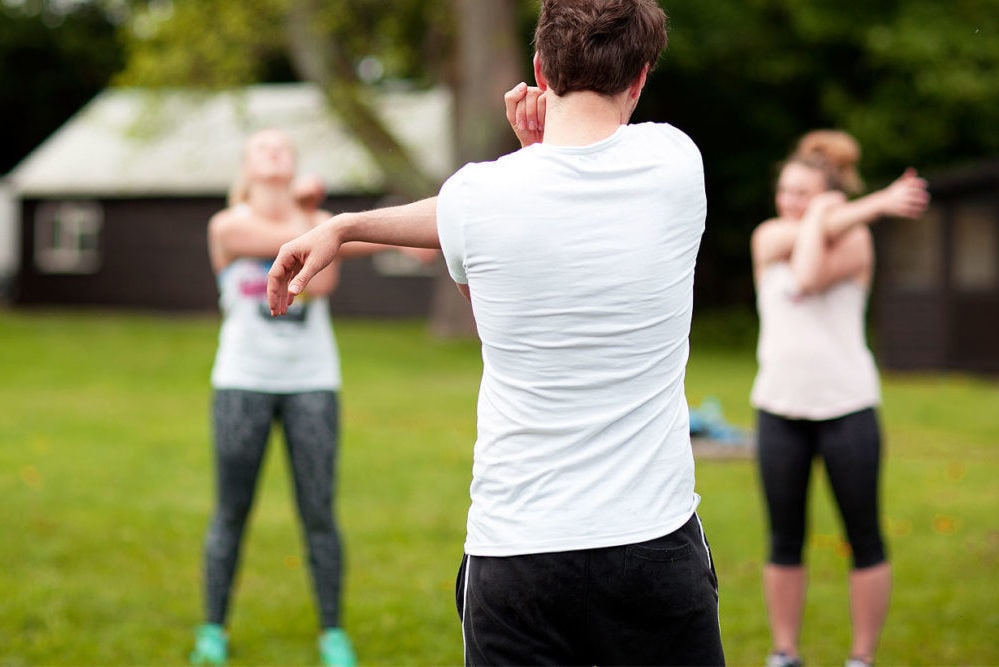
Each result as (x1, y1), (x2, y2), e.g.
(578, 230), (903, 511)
(750, 130), (929, 667)
(192, 129), (429, 667)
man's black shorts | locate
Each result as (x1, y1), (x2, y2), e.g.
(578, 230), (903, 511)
(456, 513), (725, 666)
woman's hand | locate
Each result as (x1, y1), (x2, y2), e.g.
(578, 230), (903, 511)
(878, 168), (930, 219)
(804, 190), (848, 218)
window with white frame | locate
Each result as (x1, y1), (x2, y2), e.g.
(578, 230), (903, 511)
(34, 200), (103, 274)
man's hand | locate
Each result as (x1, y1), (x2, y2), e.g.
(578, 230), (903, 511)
(504, 82), (546, 148)
(267, 198), (442, 315)
(267, 221), (340, 316)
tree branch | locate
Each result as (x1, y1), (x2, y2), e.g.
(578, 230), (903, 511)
(285, 0), (439, 200)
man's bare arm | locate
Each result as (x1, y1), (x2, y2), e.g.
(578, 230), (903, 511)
(267, 196), (439, 315)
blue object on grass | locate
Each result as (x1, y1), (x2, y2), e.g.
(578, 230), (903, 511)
(689, 397), (746, 445)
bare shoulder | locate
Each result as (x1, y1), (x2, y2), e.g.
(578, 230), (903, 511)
(825, 224), (875, 286)
(208, 207), (245, 235)
(752, 217), (790, 238)
(206, 208), (243, 271)
(833, 225), (874, 265)
(751, 217), (795, 255)
(836, 224), (873, 251)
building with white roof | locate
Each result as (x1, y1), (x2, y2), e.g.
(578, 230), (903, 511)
(2, 82), (454, 313)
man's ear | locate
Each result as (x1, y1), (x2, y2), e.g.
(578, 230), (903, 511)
(533, 53), (549, 91)
(629, 63), (650, 100)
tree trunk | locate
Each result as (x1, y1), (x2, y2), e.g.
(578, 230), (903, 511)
(427, 0), (524, 338)
(453, 0), (524, 165)
(286, 0), (525, 339)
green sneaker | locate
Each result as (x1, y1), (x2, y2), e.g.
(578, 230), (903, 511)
(190, 623), (227, 666)
(318, 628), (356, 667)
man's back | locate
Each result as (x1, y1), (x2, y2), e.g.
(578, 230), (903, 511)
(437, 121), (706, 556)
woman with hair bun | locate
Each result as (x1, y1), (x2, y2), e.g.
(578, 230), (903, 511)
(750, 130), (929, 667)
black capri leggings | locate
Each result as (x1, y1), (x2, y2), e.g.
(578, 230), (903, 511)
(757, 408), (887, 569)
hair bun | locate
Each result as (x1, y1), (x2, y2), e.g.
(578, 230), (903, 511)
(792, 130), (864, 194)
(796, 130), (860, 168)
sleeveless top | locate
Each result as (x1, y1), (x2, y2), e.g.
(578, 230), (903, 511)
(210, 256), (341, 393)
(751, 262), (879, 420)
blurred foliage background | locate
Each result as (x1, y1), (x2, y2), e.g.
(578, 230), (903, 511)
(2, 0), (998, 306)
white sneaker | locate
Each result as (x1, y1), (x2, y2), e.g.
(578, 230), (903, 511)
(766, 652), (804, 667)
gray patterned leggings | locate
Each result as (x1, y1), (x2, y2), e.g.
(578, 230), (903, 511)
(203, 389), (343, 629)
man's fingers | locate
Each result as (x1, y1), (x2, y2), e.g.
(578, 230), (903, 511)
(523, 87), (543, 131)
(289, 266), (314, 295)
(504, 82), (528, 129)
(267, 245), (305, 315)
(287, 253), (332, 297)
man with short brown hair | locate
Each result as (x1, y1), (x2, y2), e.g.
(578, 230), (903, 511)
(268, 1), (724, 663)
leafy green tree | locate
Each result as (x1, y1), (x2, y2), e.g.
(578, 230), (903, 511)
(0, 0), (125, 173)
(10, 0), (995, 308)
(115, 0), (525, 334)
(116, 0), (451, 198)
(636, 0), (999, 304)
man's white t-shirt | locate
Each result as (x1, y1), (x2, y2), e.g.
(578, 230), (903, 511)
(436, 122), (706, 557)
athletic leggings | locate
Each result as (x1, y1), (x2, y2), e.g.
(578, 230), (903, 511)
(203, 389), (343, 629)
(757, 408), (887, 569)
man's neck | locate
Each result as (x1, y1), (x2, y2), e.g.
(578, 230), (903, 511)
(541, 89), (635, 147)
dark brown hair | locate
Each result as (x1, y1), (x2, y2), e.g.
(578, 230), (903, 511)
(533, 0), (668, 96)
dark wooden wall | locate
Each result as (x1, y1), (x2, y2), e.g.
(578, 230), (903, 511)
(873, 161), (999, 374)
(13, 195), (437, 318)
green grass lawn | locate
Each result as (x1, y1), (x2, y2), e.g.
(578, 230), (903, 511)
(1, 309), (996, 666)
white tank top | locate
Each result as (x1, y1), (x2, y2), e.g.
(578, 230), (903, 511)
(210, 257), (341, 392)
(751, 263), (880, 419)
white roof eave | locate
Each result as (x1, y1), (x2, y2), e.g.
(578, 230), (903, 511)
(8, 83), (455, 199)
